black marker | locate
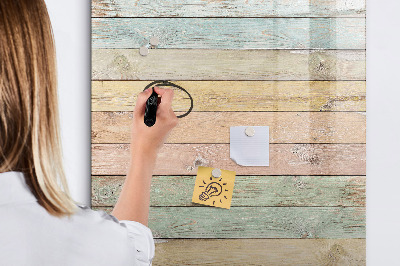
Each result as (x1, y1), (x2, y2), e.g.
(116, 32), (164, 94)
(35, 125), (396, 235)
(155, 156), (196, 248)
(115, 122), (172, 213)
(144, 87), (158, 127)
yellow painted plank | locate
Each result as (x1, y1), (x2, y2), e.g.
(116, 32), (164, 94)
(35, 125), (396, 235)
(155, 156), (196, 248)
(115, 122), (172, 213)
(92, 144), (366, 175)
(92, 49), (365, 81)
(91, 81), (366, 112)
(92, 112), (366, 144)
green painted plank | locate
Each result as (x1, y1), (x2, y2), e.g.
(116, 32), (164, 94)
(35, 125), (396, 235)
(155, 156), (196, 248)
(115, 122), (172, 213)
(92, 49), (366, 80)
(92, 175), (366, 207)
(152, 239), (366, 265)
(92, 0), (366, 18)
(92, 18), (365, 49)
(96, 206), (365, 238)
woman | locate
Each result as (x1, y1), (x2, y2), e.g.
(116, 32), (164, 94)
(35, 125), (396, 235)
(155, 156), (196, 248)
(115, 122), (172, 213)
(0, 0), (178, 265)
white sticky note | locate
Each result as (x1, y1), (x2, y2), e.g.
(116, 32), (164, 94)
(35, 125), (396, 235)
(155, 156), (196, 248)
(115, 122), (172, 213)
(230, 126), (269, 166)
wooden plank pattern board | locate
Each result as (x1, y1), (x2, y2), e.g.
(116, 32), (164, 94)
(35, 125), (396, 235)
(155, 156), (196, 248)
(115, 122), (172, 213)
(92, 175), (366, 207)
(92, 49), (366, 81)
(96, 206), (365, 238)
(92, 81), (366, 112)
(150, 239), (366, 265)
(92, 112), (366, 144)
(92, 144), (366, 176)
(92, 0), (366, 18)
(92, 18), (365, 49)
(91, 0), (366, 262)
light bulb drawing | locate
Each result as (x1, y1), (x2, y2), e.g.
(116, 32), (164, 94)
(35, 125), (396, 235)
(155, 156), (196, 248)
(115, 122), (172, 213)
(192, 166), (235, 209)
(197, 175), (229, 206)
(199, 182), (222, 201)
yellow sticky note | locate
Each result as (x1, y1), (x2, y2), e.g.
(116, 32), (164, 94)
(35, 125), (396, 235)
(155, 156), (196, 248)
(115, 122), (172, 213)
(192, 166), (236, 209)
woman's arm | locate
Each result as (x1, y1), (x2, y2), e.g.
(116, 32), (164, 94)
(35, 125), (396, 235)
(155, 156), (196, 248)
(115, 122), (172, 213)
(111, 87), (178, 226)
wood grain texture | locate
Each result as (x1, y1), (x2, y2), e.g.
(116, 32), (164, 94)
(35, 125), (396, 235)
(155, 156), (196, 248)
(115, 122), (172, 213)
(151, 239), (366, 266)
(92, 49), (366, 81)
(91, 0), (366, 254)
(92, 0), (366, 18)
(92, 112), (366, 144)
(92, 144), (366, 175)
(92, 81), (366, 112)
(96, 206), (365, 238)
(92, 18), (365, 49)
(92, 175), (366, 207)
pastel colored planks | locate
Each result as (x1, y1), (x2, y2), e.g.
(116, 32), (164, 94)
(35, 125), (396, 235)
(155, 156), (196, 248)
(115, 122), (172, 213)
(92, 18), (365, 49)
(92, 144), (366, 175)
(92, 49), (365, 80)
(92, 175), (365, 207)
(151, 239), (365, 265)
(92, 0), (366, 18)
(92, 112), (366, 144)
(95, 206), (365, 238)
(92, 81), (366, 112)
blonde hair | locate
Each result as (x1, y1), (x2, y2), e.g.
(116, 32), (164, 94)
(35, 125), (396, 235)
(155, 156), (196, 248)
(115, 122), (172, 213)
(0, 0), (77, 216)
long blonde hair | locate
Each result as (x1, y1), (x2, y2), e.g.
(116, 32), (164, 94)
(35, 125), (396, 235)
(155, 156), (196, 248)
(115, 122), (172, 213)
(0, 0), (77, 216)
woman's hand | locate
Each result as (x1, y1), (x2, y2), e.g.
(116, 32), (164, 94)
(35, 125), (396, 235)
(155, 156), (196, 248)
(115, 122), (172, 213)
(130, 86), (178, 156)
(112, 86), (178, 224)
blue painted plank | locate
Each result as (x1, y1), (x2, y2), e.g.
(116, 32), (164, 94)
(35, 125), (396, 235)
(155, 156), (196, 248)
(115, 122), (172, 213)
(92, 0), (366, 18)
(92, 18), (365, 49)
